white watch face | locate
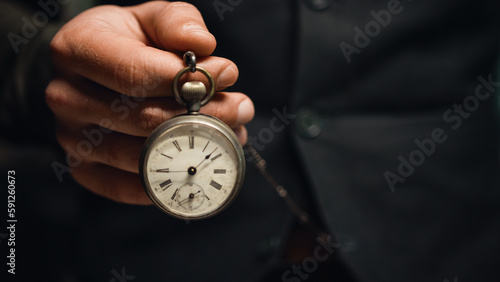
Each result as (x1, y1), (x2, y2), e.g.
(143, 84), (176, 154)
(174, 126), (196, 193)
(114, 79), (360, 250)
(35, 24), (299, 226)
(141, 115), (244, 219)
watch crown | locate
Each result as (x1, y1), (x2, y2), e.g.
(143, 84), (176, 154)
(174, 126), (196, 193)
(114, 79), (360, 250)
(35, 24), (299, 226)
(181, 81), (207, 101)
(180, 81), (207, 113)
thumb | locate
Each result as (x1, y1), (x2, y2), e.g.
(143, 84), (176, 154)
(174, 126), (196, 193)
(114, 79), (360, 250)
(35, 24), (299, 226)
(128, 1), (216, 56)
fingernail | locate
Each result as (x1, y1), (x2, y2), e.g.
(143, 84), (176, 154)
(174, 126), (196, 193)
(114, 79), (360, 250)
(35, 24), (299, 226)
(237, 99), (254, 125)
(217, 65), (238, 89)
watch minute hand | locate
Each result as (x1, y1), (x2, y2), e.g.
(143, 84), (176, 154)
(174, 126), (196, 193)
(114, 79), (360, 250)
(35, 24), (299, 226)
(196, 147), (218, 168)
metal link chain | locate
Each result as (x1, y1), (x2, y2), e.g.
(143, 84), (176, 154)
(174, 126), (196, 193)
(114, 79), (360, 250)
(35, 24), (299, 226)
(181, 51), (329, 240)
(243, 143), (329, 240)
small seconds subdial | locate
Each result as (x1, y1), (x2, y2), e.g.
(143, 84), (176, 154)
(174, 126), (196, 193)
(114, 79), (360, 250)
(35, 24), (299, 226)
(140, 115), (245, 220)
(176, 183), (206, 210)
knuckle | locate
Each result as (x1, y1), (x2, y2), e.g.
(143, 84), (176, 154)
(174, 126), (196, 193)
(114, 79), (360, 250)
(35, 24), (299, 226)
(49, 32), (65, 56)
(45, 80), (68, 113)
(113, 50), (160, 96)
(136, 105), (167, 133)
(49, 29), (74, 65)
(113, 50), (142, 94)
(113, 49), (144, 94)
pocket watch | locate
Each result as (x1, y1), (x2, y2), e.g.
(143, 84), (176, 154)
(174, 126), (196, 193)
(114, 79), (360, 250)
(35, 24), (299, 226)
(139, 52), (245, 220)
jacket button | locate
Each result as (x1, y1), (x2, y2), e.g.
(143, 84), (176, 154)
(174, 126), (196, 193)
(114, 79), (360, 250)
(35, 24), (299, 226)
(294, 107), (323, 139)
(304, 0), (331, 11)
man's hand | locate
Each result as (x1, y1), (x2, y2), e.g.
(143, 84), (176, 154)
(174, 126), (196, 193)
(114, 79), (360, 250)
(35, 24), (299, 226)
(45, 1), (254, 205)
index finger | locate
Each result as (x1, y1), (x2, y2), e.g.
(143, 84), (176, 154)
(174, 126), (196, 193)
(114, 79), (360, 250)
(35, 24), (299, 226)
(50, 2), (238, 97)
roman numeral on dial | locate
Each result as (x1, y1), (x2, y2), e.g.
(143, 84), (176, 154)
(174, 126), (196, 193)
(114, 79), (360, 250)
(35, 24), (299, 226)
(173, 140), (182, 152)
(189, 136), (194, 149)
(211, 153), (222, 162)
(171, 188), (179, 200)
(209, 180), (222, 190)
(160, 179), (172, 191)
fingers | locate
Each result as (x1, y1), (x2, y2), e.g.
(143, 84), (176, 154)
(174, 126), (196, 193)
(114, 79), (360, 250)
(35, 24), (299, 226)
(47, 1), (251, 206)
(46, 76), (255, 137)
(48, 71), (254, 206)
(50, 2), (237, 97)
(56, 122), (250, 187)
(50, 40), (238, 98)
(55, 124), (145, 174)
(72, 162), (152, 205)
(55, 121), (250, 205)
(233, 126), (248, 145)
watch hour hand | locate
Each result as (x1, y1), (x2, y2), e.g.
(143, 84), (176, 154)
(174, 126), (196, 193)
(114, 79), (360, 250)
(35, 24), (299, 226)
(154, 169), (185, 173)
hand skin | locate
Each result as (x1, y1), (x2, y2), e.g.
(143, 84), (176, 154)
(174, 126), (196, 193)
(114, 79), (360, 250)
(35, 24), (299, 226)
(45, 1), (255, 205)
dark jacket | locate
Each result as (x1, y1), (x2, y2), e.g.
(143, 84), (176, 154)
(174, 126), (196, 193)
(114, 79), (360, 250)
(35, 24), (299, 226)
(1, 0), (499, 281)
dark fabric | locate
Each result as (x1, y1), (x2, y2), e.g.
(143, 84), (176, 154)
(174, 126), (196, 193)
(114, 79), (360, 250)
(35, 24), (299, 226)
(291, 0), (500, 281)
(0, 0), (499, 281)
(0, 1), (61, 144)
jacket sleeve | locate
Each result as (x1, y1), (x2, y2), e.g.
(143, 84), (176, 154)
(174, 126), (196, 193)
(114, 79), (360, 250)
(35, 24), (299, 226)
(0, 1), (63, 144)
